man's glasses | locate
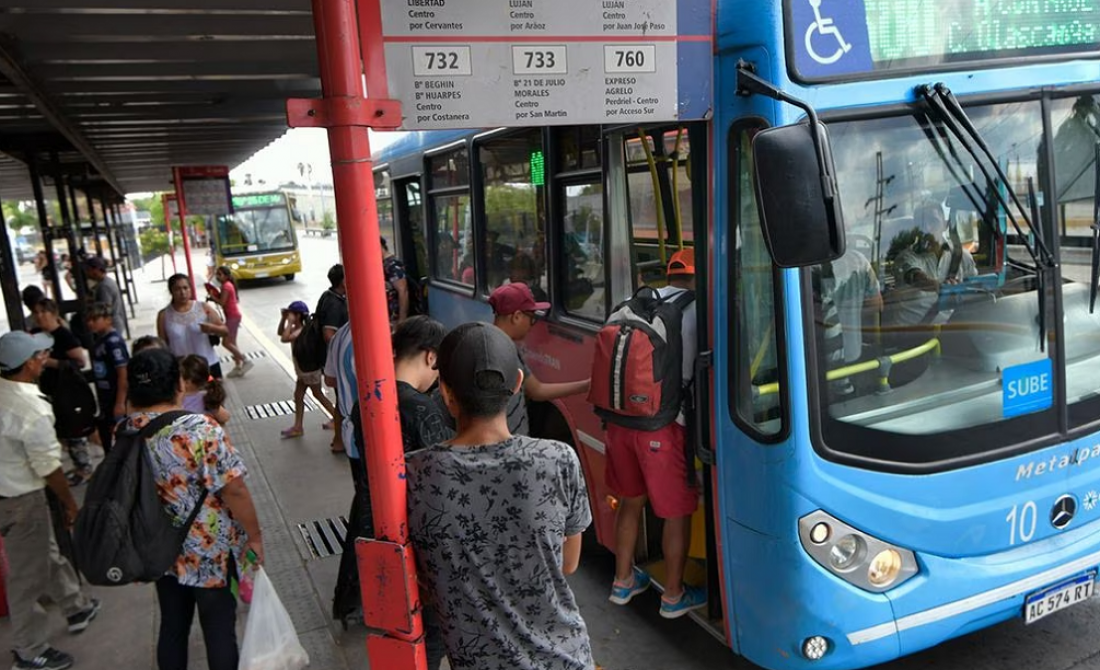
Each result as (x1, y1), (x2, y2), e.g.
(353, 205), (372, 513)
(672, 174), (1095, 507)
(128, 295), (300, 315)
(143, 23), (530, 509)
(523, 311), (540, 324)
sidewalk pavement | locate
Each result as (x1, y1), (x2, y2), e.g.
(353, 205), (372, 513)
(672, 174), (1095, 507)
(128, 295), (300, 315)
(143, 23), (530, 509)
(0, 258), (370, 669)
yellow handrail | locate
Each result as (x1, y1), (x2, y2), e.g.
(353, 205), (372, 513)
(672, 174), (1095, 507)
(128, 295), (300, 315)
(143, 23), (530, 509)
(638, 128), (667, 266)
(755, 337), (941, 397)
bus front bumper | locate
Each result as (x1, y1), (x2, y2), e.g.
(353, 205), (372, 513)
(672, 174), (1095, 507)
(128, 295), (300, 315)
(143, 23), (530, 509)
(730, 517), (1100, 670)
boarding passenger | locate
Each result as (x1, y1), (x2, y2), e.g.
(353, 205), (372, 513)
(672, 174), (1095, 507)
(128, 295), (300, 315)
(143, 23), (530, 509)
(394, 316), (453, 452)
(407, 322), (594, 670)
(122, 348), (263, 670)
(488, 283), (590, 435)
(0, 330), (100, 670)
(605, 250), (707, 619)
(382, 237), (410, 327)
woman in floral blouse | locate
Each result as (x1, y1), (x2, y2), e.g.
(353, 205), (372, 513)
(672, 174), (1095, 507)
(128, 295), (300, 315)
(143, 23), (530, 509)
(123, 348), (263, 670)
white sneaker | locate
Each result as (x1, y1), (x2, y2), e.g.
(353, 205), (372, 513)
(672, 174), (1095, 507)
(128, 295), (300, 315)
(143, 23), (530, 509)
(227, 365), (243, 378)
(240, 360), (255, 376)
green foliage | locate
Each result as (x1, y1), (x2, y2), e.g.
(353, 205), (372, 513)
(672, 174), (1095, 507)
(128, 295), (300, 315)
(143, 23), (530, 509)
(322, 211), (336, 230)
(139, 228), (170, 260)
(2, 201), (38, 232)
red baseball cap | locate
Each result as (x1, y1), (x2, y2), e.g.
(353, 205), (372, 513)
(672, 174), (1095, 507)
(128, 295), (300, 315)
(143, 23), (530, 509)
(488, 283), (550, 315)
(668, 248), (696, 276)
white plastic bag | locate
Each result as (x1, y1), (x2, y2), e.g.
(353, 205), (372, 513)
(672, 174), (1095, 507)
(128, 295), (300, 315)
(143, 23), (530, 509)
(239, 568), (310, 670)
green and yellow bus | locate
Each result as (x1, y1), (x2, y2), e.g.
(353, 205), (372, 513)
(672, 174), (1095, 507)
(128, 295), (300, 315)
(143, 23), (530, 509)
(214, 192), (302, 281)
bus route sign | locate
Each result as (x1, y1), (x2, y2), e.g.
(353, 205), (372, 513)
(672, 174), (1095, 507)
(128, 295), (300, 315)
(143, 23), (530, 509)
(368, 0), (712, 130)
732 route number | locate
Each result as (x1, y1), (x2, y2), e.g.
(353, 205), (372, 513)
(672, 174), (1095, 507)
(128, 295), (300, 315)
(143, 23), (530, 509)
(412, 46), (473, 76)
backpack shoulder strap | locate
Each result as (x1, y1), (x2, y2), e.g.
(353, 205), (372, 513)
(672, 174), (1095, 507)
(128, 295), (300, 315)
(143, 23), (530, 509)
(664, 289), (696, 310)
(136, 410), (192, 439)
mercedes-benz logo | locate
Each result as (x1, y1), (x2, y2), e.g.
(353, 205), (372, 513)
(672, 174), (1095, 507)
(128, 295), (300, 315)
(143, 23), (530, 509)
(1051, 495), (1078, 530)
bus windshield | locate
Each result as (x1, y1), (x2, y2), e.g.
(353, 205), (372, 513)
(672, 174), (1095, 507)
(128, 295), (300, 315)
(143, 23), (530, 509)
(807, 100), (1100, 464)
(216, 205), (296, 256)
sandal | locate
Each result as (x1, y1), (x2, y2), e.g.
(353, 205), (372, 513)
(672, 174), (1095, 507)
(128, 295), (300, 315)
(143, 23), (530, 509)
(322, 420), (334, 431)
(281, 427), (304, 439)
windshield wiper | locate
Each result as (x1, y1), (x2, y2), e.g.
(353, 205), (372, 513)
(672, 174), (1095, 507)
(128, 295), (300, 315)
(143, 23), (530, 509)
(917, 83), (1054, 351)
(918, 83), (1054, 270)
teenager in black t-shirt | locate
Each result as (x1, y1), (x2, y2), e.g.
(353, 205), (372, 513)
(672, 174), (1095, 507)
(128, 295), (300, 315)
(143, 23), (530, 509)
(393, 316), (452, 452)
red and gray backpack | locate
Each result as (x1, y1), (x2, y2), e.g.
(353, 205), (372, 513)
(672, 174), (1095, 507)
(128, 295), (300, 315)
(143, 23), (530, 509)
(588, 287), (695, 431)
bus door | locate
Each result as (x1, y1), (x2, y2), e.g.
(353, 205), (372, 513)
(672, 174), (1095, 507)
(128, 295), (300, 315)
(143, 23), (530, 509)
(611, 123), (722, 629)
(393, 176), (429, 302)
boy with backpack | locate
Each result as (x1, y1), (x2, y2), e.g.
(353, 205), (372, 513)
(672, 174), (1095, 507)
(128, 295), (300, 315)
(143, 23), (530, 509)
(589, 249), (706, 619)
(87, 302), (129, 453)
(406, 322), (594, 670)
(381, 236), (412, 328)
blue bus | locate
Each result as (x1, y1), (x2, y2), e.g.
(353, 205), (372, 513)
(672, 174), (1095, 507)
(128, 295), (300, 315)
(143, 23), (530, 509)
(373, 2), (1100, 667)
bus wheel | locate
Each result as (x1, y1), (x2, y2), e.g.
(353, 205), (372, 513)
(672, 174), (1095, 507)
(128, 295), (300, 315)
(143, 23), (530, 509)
(284, 274), (295, 281)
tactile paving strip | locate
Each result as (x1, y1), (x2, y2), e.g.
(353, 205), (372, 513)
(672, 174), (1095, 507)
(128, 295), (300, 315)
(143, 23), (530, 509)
(244, 396), (322, 420)
(219, 350), (267, 364)
(296, 516), (350, 559)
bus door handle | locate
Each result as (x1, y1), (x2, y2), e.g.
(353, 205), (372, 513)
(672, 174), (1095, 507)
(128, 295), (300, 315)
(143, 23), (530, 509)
(693, 350), (715, 465)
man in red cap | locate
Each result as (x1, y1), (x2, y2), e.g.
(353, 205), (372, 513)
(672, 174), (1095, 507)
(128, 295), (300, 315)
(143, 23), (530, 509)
(605, 248), (706, 619)
(488, 283), (590, 435)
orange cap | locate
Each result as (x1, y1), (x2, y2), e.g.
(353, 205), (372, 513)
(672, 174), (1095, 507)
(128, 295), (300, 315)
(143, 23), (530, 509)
(667, 248), (695, 276)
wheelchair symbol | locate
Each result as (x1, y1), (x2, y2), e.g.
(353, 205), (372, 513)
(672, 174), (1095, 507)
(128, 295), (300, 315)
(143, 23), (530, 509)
(804, 0), (852, 66)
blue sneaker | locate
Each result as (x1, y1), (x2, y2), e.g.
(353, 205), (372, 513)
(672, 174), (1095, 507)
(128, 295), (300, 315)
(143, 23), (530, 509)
(660, 585), (707, 619)
(609, 567), (651, 605)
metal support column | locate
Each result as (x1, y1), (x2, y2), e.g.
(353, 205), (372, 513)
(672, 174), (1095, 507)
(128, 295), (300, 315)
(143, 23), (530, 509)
(84, 187), (105, 258)
(292, 0), (415, 667)
(111, 201), (138, 310)
(27, 154), (63, 303)
(66, 175), (84, 256)
(50, 154), (88, 309)
(0, 194), (24, 331)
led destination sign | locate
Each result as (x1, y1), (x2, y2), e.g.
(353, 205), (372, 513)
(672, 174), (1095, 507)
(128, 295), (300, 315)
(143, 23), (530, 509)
(788, 0), (1100, 80)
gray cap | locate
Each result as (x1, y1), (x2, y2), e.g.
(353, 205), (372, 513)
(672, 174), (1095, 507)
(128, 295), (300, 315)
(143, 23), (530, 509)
(0, 331), (53, 372)
(437, 322), (520, 400)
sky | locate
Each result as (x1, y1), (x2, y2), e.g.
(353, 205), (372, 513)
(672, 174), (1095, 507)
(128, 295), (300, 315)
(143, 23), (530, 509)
(228, 128), (405, 189)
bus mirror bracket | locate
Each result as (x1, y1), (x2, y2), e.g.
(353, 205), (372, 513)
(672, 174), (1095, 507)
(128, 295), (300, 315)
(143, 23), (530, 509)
(736, 66), (846, 268)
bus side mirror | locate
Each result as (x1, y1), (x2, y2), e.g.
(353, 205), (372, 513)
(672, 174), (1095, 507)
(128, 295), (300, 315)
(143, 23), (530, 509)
(752, 123), (845, 268)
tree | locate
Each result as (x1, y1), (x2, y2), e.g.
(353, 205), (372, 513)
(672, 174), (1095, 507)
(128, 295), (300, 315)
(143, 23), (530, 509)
(138, 228), (170, 261)
(3, 201), (39, 233)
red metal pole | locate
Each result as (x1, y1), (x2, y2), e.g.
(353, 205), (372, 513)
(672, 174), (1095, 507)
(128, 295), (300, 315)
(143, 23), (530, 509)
(300, 1), (423, 667)
(171, 167), (197, 298)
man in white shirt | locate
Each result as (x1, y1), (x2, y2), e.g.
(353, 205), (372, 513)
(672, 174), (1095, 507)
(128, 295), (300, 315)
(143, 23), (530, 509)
(0, 331), (99, 670)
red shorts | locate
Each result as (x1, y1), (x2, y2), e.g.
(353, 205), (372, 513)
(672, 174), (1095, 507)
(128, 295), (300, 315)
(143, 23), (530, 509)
(605, 422), (697, 519)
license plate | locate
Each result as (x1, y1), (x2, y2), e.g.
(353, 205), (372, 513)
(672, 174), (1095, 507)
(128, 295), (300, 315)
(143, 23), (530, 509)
(1024, 573), (1095, 624)
(254, 271), (269, 278)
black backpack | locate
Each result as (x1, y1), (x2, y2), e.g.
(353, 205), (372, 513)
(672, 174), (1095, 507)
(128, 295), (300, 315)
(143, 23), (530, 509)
(292, 313), (328, 372)
(50, 362), (98, 440)
(73, 411), (207, 586)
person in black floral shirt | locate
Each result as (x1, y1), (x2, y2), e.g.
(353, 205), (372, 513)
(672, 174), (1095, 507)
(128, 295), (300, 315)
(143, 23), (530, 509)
(406, 322), (594, 670)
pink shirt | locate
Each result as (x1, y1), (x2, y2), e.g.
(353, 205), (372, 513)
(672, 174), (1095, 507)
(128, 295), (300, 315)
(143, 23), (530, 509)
(221, 282), (241, 320)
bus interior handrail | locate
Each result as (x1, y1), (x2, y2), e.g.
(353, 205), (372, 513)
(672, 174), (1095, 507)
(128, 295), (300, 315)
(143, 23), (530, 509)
(754, 336), (941, 397)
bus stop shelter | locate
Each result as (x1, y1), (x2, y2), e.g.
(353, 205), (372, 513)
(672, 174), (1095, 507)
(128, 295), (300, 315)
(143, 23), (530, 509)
(0, 0), (321, 331)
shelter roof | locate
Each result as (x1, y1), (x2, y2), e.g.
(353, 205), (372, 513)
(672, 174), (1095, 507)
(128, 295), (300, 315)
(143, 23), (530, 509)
(0, 0), (319, 200)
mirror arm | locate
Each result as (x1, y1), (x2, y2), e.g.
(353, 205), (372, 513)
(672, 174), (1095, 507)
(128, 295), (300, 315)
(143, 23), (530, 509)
(736, 65), (842, 233)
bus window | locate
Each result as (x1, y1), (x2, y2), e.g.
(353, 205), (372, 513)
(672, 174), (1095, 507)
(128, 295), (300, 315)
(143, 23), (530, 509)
(624, 128), (695, 287)
(557, 126), (602, 172)
(560, 181), (605, 319)
(732, 127), (783, 437)
(479, 130), (547, 296)
(428, 148), (473, 285)
(374, 170), (396, 249)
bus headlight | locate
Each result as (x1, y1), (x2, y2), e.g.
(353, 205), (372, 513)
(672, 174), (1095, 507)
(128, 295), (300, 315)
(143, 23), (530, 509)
(230, 263), (239, 270)
(799, 511), (918, 592)
(868, 549), (903, 587)
(828, 535), (864, 571)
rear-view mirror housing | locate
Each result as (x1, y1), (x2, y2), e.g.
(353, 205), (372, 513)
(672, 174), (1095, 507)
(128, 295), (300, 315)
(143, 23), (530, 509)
(752, 123), (845, 268)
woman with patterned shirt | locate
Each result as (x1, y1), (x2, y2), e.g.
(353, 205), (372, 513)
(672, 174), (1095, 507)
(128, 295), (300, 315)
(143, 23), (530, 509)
(123, 348), (263, 670)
